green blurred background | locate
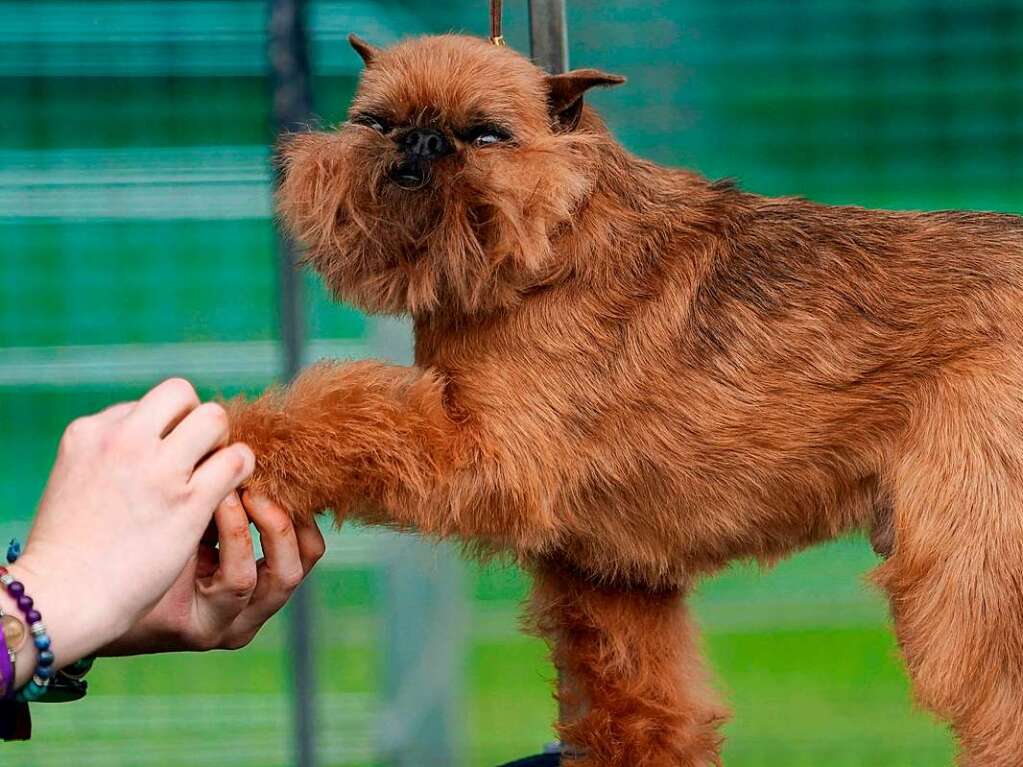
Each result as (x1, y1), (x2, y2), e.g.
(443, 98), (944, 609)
(4, 0), (1022, 764)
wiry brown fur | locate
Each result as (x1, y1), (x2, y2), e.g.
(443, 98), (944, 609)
(228, 33), (1023, 766)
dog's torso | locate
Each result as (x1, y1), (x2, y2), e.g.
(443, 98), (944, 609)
(415, 170), (1023, 587)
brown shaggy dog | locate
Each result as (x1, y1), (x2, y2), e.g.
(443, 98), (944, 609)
(228, 33), (1023, 766)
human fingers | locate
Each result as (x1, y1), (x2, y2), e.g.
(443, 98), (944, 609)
(125, 378), (201, 439)
(93, 400), (138, 424)
(294, 514), (326, 575)
(163, 402), (230, 469)
(245, 493), (304, 594)
(187, 443), (255, 515)
(194, 493), (258, 641)
(223, 493), (305, 643)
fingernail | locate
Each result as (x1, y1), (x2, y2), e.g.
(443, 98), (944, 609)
(223, 491), (241, 508)
(238, 444), (256, 475)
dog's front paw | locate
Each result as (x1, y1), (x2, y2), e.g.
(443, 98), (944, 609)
(224, 393), (326, 522)
(239, 465), (317, 523)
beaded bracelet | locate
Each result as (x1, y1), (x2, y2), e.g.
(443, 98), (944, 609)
(3, 544), (94, 707)
(0, 565), (55, 703)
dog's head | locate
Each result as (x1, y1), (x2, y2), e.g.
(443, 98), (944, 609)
(277, 33), (624, 316)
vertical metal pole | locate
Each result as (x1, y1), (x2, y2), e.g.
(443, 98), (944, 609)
(383, 538), (464, 767)
(268, 2), (316, 766)
(528, 0), (569, 73)
(528, 0), (578, 758)
(374, 318), (465, 767)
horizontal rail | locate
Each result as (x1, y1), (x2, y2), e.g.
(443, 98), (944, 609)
(0, 339), (371, 387)
(0, 1), (423, 77)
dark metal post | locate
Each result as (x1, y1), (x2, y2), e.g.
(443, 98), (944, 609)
(268, 2), (316, 766)
(528, 0), (569, 73)
(527, 0), (580, 758)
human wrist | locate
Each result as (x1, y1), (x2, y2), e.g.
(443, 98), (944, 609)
(5, 553), (127, 675)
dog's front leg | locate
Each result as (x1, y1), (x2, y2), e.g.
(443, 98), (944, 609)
(226, 360), (554, 550)
(226, 359), (455, 527)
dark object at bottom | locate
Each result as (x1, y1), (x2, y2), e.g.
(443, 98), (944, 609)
(497, 755), (561, 767)
(0, 701), (31, 741)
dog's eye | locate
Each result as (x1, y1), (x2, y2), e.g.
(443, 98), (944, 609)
(351, 113), (391, 133)
(462, 124), (513, 147)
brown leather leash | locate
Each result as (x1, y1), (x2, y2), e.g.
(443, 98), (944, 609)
(490, 0), (506, 46)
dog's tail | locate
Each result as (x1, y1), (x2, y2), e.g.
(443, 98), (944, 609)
(526, 563), (728, 767)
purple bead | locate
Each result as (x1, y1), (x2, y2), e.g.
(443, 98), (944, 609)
(25, 610), (41, 624)
(17, 595), (32, 611)
(7, 581), (23, 598)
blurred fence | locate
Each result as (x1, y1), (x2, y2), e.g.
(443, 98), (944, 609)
(1, 2), (469, 766)
(2, 2), (1023, 766)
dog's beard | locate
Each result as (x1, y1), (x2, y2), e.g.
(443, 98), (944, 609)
(277, 129), (596, 316)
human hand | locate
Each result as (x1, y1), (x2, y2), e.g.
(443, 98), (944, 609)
(99, 491), (325, 656)
(9, 379), (255, 667)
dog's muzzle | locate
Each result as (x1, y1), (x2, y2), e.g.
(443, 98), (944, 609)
(388, 127), (452, 190)
(388, 159), (431, 190)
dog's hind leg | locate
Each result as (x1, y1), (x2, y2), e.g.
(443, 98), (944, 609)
(874, 371), (1023, 766)
(527, 563), (728, 767)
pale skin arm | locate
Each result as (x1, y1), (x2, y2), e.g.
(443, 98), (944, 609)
(0, 379), (323, 692)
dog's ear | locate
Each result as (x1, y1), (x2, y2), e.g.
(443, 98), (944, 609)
(348, 34), (381, 67)
(545, 69), (625, 131)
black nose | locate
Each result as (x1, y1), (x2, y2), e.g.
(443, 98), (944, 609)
(401, 128), (452, 161)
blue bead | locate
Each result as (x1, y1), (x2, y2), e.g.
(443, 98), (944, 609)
(17, 681), (45, 702)
(37, 649), (54, 666)
(35, 666), (53, 680)
(34, 635), (50, 650)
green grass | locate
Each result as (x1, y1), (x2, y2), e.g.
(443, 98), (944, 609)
(714, 627), (952, 767)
